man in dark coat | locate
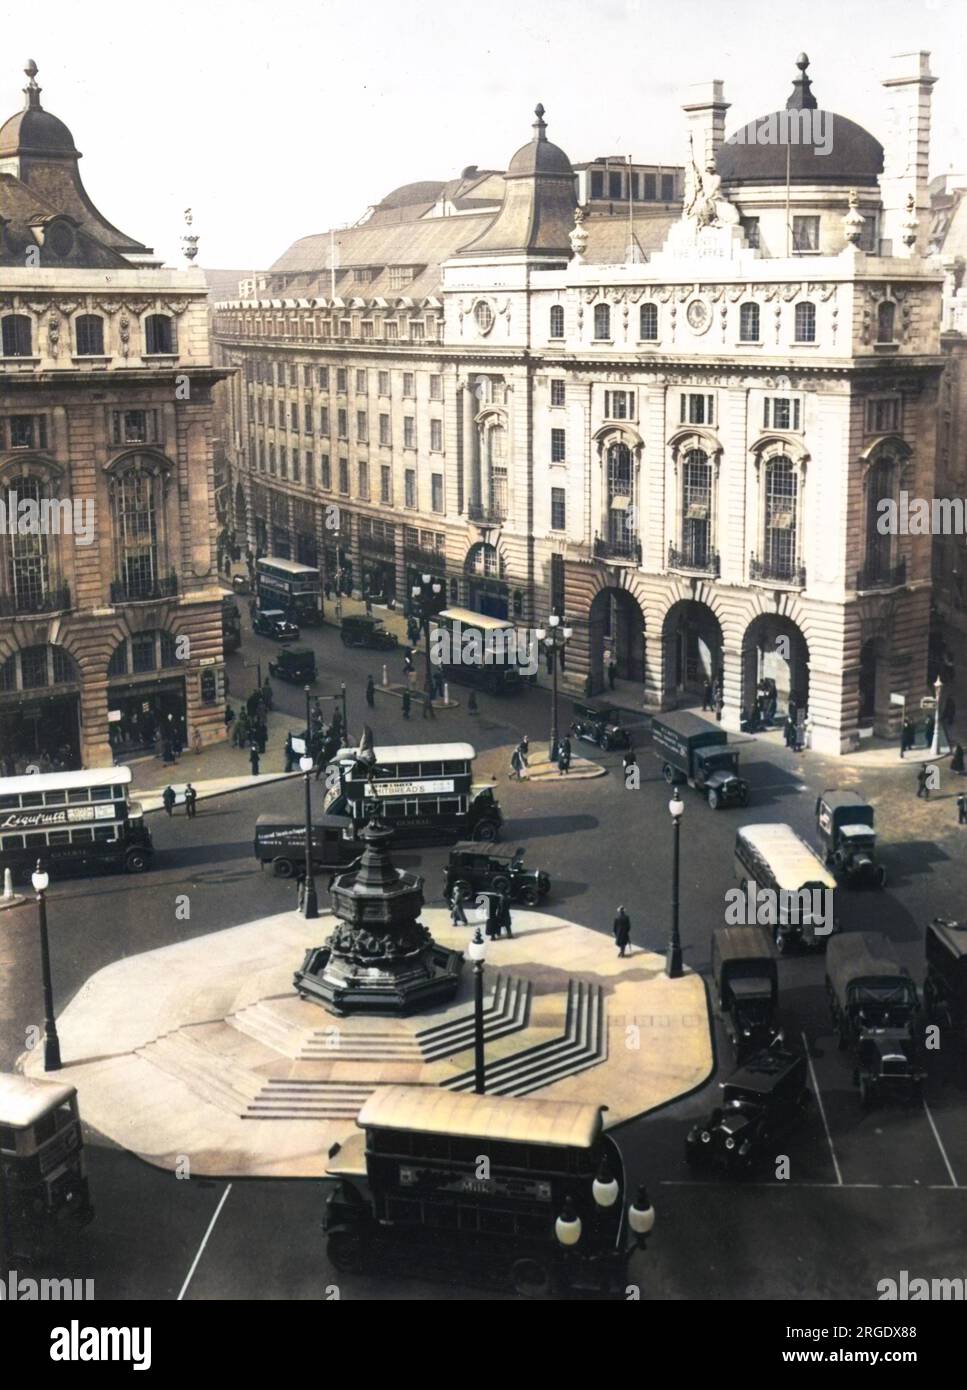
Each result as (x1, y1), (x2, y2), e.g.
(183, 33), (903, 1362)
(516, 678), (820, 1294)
(557, 736), (572, 776)
(162, 785), (176, 817)
(900, 718), (914, 758)
(497, 893), (513, 938)
(250, 744), (261, 777)
(958, 793), (967, 826)
(284, 733), (296, 773)
(401, 688), (411, 719)
(450, 887), (468, 926)
(184, 783), (198, 819)
(916, 763), (930, 799)
(613, 905), (631, 957)
(365, 675), (375, 709)
(485, 895), (501, 941)
(952, 744), (965, 775)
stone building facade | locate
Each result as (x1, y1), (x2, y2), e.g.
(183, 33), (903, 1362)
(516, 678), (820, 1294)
(0, 64), (225, 769)
(214, 53), (945, 754)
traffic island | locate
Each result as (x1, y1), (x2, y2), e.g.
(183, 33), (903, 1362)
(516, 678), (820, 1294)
(21, 908), (712, 1178)
(523, 744), (607, 781)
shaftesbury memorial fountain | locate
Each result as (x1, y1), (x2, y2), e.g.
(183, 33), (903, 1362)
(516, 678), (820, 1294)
(294, 819), (464, 1015)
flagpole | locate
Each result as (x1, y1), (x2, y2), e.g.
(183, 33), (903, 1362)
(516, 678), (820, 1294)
(627, 154), (635, 263)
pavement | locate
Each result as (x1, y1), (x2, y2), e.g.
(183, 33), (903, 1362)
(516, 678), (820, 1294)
(22, 906), (711, 1179)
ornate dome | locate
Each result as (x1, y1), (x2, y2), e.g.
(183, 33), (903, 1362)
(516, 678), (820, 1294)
(0, 61), (80, 159)
(716, 55), (883, 188)
(506, 104), (573, 177)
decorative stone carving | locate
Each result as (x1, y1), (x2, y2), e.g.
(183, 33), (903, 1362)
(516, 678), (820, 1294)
(902, 193), (919, 250)
(843, 188), (865, 247)
(569, 205), (589, 263)
(47, 313), (60, 359)
(119, 314), (130, 358)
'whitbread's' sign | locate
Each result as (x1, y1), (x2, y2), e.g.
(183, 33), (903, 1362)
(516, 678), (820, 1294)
(373, 779), (456, 796)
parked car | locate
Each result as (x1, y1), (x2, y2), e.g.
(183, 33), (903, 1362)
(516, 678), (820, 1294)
(268, 645), (317, 684)
(685, 1047), (810, 1175)
(253, 608), (300, 641)
(570, 703), (631, 752)
(815, 789), (886, 888)
(711, 928), (780, 1061)
(825, 932), (925, 1107)
(651, 712), (749, 810)
(924, 917), (967, 1040)
(341, 615), (398, 650)
(444, 843), (550, 909)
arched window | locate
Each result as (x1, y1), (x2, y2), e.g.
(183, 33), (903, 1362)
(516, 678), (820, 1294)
(549, 304), (565, 339)
(1, 644), (78, 691)
(606, 442), (635, 556)
(483, 422), (507, 521)
(1, 314), (32, 357)
(763, 456), (799, 580)
(639, 303), (658, 341)
(864, 456), (896, 583)
(75, 314), (105, 356)
(739, 302), (760, 342)
(794, 302), (816, 344)
(682, 449), (712, 568)
(876, 301), (896, 344)
(3, 475), (53, 615)
(144, 314), (175, 355)
(109, 458), (168, 601)
(594, 303), (611, 340)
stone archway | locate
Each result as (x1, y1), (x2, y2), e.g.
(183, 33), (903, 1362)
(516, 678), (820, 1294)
(741, 613), (810, 719)
(588, 587), (645, 692)
(661, 599), (723, 706)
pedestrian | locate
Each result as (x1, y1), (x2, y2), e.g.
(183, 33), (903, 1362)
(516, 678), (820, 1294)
(468, 690), (479, 715)
(296, 870), (307, 913)
(916, 763), (930, 800)
(224, 703), (235, 729)
(184, 783), (197, 818)
(613, 905), (631, 957)
(925, 715), (935, 750)
(784, 716), (796, 750)
(485, 895), (501, 942)
(714, 689), (724, 723)
(284, 732), (296, 773)
(450, 886), (468, 926)
(249, 598), (257, 623)
(250, 743), (261, 777)
(402, 688), (411, 719)
(518, 735), (530, 769)
(702, 679), (713, 712)
(192, 726), (203, 755)
(497, 893), (513, 938)
(262, 679), (274, 712)
(510, 746), (524, 780)
(365, 674), (375, 709)
(952, 744), (965, 775)
(433, 671), (445, 699)
(608, 656), (617, 691)
(162, 785), (176, 817)
(163, 738), (174, 765)
(557, 735), (571, 776)
(900, 718), (911, 759)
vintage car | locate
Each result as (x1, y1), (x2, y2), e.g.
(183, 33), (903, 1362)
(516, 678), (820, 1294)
(569, 703), (632, 752)
(685, 1047), (810, 1175)
(340, 614), (398, 650)
(253, 608), (300, 641)
(924, 917), (967, 1040)
(711, 928), (781, 1061)
(443, 843), (550, 909)
(826, 932), (925, 1107)
(815, 789), (886, 889)
(268, 644), (317, 684)
(0, 1073), (93, 1255)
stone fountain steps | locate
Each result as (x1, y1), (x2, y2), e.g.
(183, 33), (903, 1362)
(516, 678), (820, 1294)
(244, 1080), (376, 1121)
(136, 1028), (263, 1116)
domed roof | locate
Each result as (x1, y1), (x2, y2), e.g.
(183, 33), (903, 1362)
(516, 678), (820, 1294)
(717, 55), (883, 188)
(0, 61), (79, 159)
(507, 104), (573, 178)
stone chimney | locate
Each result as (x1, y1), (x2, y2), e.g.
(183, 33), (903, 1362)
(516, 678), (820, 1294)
(879, 51), (937, 257)
(682, 80), (729, 170)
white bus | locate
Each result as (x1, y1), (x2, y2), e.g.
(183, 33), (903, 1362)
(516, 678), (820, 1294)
(256, 556), (322, 625)
(734, 822), (838, 954)
(430, 608), (528, 695)
(0, 767), (153, 881)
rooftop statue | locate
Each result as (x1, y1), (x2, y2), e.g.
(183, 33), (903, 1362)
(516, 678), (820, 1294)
(683, 138), (739, 229)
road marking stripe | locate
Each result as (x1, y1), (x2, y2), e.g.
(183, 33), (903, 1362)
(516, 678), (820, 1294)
(802, 1031), (843, 1186)
(660, 1180), (967, 1191)
(922, 1099), (960, 1188)
(177, 1183), (233, 1302)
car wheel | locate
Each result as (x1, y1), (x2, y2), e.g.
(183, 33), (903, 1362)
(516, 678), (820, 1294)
(327, 1229), (366, 1274)
(511, 1256), (555, 1300)
(519, 885), (540, 907)
(708, 788), (720, 810)
(272, 857), (295, 879)
(662, 764), (675, 785)
(124, 850), (149, 873)
(473, 822), (499, 844)
(774, 927), (788, 955)
(491, 874), (511, 895)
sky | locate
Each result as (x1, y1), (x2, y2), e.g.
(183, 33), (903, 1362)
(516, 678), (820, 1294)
(4, 0), (966, 270)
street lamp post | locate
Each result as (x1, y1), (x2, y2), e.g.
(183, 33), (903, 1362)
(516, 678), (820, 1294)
(31, 862), (61, 1071)
(341, 681), (348, 741)
(535, 614), (573, 763)
(468, 927), (488, 1093)
(666, 788), (684, 979)
(300, 754), (319, 919)
(411, 573), (445, 720)
(930, 675), (943, 758)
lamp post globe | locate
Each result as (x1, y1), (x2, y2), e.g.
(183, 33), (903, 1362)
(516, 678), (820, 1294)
(592, 1156), (619, 1208)
(628, 1185), (656, 1242)
(554, 1195), (582, 1247)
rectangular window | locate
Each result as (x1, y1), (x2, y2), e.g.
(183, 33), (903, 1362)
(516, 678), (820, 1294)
(304, 403), (313, 432)
(378, 371), (390, 395)
(866, 397), (901, 433)
(680, 393), (714, 426)
(337, 409), (348, 439)
(338, 458), (349, 495)
(551, 487), (566, 531)
(604, 390), (633, 420)
(550, 427), (566, 463)
(404, 417), (416, 448)
(318, 367), (329, 389)
(305, 453), (314, 487)
(742, 217), (760, 249)
(320, 405), (330, 433)
(358, 461), (369, 499)
(336, 368), (347, 393)
(404, 470), (416, 508)
(763, 396), (801, 431)
(291, 451), (301, 482)
(279, 446), (288, 478)
(661, 173), (674, 201)
(550, 379), (566, 407)
(792, 216), (820, 253)
(268, 444), (276, 475)
(590, 170), (605, 199)
(381, 465), (392, 503)
(321, 454), (331, 489)
(431, 474), (444, 512)
(429, 374), (443, 401)
(357, 410), (368, 442)
(643, 172), (656, 200)
(410, 321), (425, 342)
(361, 321), (374, 340)
(385, 321), (398, 341)
(609, 170), (623, 199)
(403, 372), (415, 397)
(430, 419), (443, 452)
(6, 415), (47, 449)
(356, 369), (367, 394)
(379, 413), (391, 446)
(290, 402), (299, 431)
(111, 410), (156, 445)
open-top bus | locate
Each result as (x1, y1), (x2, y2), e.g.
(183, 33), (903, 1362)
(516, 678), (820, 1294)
(0, 766), (153, 882)
(323, 742), (503, 845)
(256, 555), (322, 626)
(429, 608), (528, 695)
(324, 1085), (654, 1296)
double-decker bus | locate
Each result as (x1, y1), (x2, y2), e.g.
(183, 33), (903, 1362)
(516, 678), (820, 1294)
(429, 608), (528, 695)
(0, 767), (153, 882)
(256, 556), (322, 625)
(323, 742), (503, 845)
(324, 1085), (655, 1296)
